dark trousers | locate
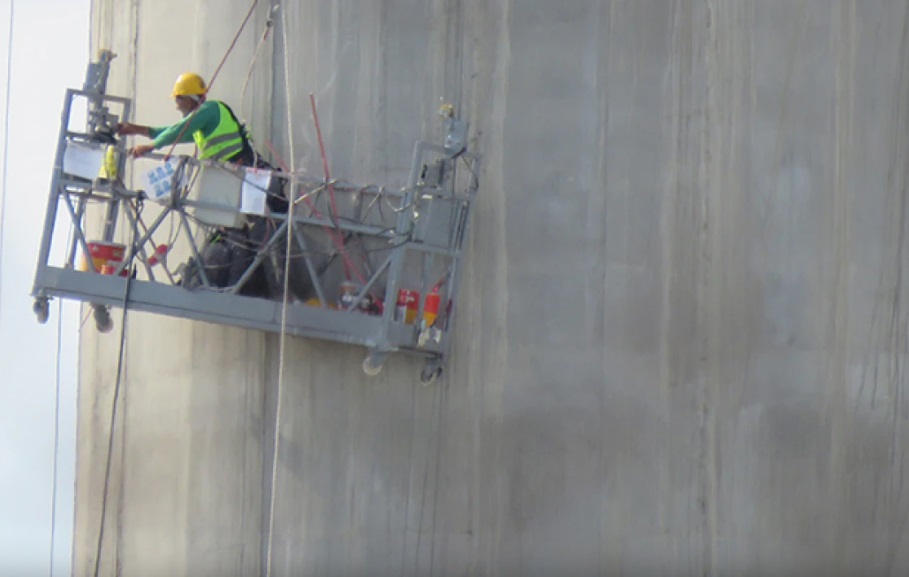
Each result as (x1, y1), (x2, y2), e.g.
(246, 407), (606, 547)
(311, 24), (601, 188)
(230, 148), (289, 214)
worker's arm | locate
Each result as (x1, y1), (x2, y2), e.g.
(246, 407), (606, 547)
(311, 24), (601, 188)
(148, 102), (220, 149)
(116, 123), (157, 157)
(116, 123), (152, 137)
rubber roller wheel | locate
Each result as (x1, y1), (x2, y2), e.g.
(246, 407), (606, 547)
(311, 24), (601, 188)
(362, 354), (384, 377)
(93, 305), (113, 334)
(33, 299), (50, 324)
(420, 364), (443, 385)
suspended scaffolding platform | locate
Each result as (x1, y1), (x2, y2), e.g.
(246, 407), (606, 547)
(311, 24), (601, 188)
(30, 53), (480, 383)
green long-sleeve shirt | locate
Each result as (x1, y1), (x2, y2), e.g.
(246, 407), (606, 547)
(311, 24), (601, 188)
(148, 100), (222, 149)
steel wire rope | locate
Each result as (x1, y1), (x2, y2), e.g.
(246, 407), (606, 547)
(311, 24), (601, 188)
(48, 215), (78, 577)
(48, 297), (64, 577)
(0, 0), (14, 335)
(89, 11), (148, 572)
(91, 202), (139, 577)
(308, 92), (350, 280)
(266, 4), (292, 575)
(91, 0), (149, 547)
(239, 5), (276, 130)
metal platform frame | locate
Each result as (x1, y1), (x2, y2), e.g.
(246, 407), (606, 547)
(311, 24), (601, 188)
(30, 53), (480, 382)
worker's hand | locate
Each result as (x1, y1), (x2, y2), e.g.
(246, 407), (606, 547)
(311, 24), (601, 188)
(128, 144), (155, 158)
(116, 122), (148, 137)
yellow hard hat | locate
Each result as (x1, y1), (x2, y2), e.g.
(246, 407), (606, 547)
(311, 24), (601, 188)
(171, 72), (207, 97)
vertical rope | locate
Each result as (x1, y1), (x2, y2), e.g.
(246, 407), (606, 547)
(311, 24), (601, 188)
(208, 0), (259, 91)
(240, 8), (275, 126)
(266, 2), (294, 575)
(49, 298), (63, 577)
(92, 204), (139, 577)
(309, 93), (352, 281)
(49, 217), (77, 577)
(0, 0), (15, 334)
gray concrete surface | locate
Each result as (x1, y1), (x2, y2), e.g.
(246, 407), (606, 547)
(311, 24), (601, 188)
(75, 0), (909, 575)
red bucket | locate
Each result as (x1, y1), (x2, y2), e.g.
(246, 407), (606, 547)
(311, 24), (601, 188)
(396, 289), (419, 324)
(396, 289), (442, 326)
(80, 241), (126, 275)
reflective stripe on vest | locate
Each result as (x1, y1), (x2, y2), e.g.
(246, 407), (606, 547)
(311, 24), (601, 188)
(193, 101), (245, 161)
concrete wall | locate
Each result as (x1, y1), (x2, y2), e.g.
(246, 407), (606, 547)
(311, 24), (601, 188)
(76, 2), (273, 576)
(75, 1), (909, 575)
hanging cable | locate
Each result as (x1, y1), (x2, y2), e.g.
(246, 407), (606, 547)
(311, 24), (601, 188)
(48, 298), (64, 577)
(91, 204), (139, 577)
(266, 4), (292, 576)
(262, 137), (377, 301)
(306, 95), (377, 304)
(89, 4), (142, 570)
(48, 212), (79, 577)
(309, 93), (351, 280)
(0, 0), (14, 334)
(208, 0), (259, 93)
(48, 227), (77, 577)
(91, 288), (131, 577)
(308, 94), (342, 224)
(239, 8), (275, 126)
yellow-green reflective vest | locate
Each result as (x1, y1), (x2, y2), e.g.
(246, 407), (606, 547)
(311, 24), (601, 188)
(193, 101), (245, 161)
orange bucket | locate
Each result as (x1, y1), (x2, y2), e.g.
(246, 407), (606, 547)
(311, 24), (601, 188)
(424, 291), (441, 327)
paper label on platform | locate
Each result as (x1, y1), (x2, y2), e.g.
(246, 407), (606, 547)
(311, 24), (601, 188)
(142, 160), (178, 202)
(62, 141), (104, 180)
(240, 169), (270, 215)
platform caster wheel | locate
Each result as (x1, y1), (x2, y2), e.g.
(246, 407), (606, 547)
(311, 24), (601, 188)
(33, 298), (50, 324)
(93, 305), (113, 334)
(420, 364), (443, 385)
(362, 354), (385, 377)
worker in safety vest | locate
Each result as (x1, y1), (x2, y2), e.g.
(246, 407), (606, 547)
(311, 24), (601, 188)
(117, 71), (286, 214)
(116, 72), (263, 166)
(118, 72), (293, 295)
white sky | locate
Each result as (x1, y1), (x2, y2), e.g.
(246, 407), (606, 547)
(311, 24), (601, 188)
(0, 0), (89, 575)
